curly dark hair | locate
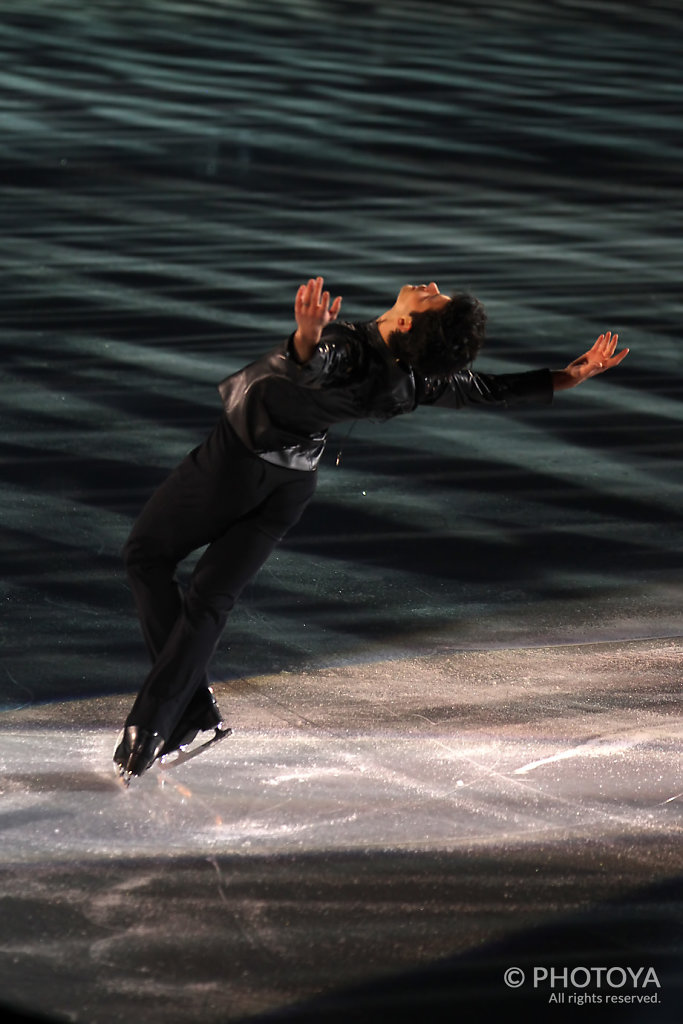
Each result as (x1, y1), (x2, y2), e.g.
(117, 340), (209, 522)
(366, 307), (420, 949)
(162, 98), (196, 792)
(386, 292), (487, 376)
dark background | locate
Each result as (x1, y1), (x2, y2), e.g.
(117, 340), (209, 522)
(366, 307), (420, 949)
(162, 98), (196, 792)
(0, 2), (681, 1022)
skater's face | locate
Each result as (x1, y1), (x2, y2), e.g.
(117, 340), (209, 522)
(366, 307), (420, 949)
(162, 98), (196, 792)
(393, 282), (451, 318)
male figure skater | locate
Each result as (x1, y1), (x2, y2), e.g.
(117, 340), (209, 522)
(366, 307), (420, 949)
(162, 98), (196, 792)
(114, 277), (627, 784)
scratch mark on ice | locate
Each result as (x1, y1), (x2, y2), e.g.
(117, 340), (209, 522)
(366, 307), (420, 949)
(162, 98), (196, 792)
(513, 726), (679, 776)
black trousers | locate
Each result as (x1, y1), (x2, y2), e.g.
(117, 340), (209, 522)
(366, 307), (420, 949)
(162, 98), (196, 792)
(122, 415), (317, 740)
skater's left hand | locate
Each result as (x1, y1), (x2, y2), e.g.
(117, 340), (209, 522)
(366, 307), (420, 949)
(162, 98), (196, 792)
(552, 331), (629, 391)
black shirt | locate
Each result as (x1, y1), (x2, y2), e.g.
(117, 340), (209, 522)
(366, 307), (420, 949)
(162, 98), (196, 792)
(218, 319), (553, 471)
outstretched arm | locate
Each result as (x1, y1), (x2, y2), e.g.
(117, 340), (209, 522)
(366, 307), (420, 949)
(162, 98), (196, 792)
(292, 276), (343, 363)
(552, 331), (629, 391)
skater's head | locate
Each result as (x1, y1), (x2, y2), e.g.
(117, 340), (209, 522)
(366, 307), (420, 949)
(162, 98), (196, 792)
(377, 283), (486, 376)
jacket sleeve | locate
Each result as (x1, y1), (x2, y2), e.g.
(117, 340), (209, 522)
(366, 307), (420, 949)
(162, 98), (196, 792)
(418, 368), (554, 410)
(284, 324), (365, 386)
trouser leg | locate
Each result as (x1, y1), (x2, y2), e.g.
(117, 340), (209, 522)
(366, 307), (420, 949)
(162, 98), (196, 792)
(124, 541), (214, 721)
(121, 426), (317, 742)
(124, 519), (284, 739)
(124, 541), (184, 665)
(123, 459), (213, 695)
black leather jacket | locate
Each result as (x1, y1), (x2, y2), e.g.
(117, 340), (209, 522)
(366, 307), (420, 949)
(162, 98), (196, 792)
(218, 319), (553, 471)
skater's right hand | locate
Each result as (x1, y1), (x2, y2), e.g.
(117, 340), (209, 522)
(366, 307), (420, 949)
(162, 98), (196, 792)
(293, 277), (342, 362)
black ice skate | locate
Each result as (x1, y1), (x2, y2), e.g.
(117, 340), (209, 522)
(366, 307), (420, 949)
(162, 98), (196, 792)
(113, 725), (166, 787)
(159, 686), (229, 759)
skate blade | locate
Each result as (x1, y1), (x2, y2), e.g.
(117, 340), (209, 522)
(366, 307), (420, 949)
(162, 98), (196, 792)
(113, 730), (132, 788)
(159, 726), (232, 770)
(113, 762), (133, 788)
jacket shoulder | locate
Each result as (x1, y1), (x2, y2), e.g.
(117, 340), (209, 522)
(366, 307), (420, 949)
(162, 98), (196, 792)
(290, 320), (369, 385)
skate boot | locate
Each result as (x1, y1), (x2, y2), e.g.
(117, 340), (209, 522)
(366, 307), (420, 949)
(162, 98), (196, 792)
(113, 725), (165, 786)
(160, 686), (229, 759)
